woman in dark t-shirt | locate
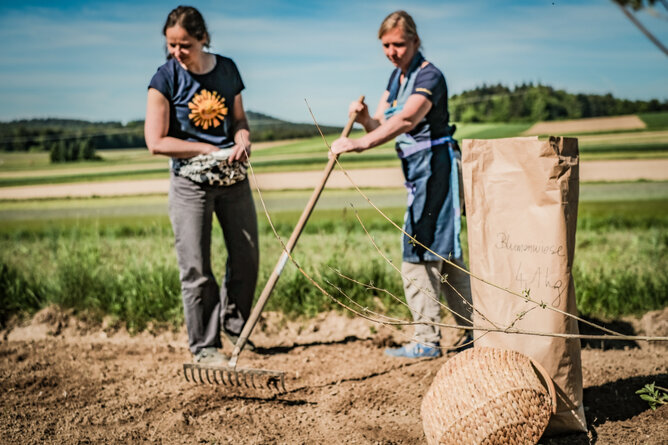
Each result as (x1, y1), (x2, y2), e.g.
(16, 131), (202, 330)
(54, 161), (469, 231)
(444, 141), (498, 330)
(144, 6), (258, 365)
(331, 10), (474, 359)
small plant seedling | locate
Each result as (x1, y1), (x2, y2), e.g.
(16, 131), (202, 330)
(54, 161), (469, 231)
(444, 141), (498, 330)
(636, 382), (668, 411)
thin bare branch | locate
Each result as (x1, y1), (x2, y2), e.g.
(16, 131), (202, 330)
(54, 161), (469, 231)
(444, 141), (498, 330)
(616, 2), (668, 56)
(237, 100), (668, 344)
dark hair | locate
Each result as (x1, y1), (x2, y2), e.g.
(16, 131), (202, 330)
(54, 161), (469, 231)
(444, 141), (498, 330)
(163, 5), (210, 47)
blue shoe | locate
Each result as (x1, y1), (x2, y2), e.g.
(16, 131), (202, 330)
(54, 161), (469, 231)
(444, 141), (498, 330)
(384, 342), (442, 358)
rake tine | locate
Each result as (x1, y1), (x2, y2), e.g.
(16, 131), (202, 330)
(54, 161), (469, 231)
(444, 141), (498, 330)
(183, 364), (287, 393)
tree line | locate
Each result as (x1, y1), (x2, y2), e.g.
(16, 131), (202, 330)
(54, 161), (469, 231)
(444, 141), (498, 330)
(449, 83), (668, 123)
(0, 119), (146, 162)
(0, 112), (341, 162)
(1, 85), (666, 161)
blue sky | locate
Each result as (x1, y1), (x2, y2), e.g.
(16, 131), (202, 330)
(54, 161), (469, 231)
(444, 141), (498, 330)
(1, 0), (667, 126)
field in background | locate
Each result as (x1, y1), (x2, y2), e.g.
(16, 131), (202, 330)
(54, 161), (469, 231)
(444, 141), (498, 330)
(1, 113), (666, 331)
(1, 112), (667, 187)
(1, 182), (666, 331)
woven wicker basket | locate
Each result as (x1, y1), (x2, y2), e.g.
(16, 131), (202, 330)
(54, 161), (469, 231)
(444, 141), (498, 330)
(421, 346), (556, 445)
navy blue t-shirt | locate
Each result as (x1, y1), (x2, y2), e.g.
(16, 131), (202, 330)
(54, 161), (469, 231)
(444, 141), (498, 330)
(149, 54), (245, 149)
(385, 63), (449, 140)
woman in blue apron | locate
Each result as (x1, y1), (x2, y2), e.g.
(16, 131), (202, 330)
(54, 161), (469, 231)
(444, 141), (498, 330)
(331, 10), (473, 358)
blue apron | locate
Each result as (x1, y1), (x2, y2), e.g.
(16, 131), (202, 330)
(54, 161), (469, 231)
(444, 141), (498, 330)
(384, 53), (462, 262)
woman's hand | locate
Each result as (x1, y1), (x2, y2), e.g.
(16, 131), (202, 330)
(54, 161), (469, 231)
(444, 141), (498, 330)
(330, 136), (365, 158)
(350, 100), (370, 127)
(229, 141), (251, 162)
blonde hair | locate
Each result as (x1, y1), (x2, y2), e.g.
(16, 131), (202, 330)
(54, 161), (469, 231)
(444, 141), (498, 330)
(378, 10), (420, 46)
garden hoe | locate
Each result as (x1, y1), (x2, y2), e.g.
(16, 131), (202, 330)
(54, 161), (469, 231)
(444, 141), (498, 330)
(183, 96), (365, 393)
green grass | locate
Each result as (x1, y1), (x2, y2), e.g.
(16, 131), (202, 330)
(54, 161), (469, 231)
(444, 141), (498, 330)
(579, 181), (668, 202)
(574, 228), (667, 316)
(0, 151), (52, 171)
(580, 142), (668, 153)
(0, 169), (170, 187)
(1, 183), (666, 330)
(577, 151), (668, 160)
(638, 112), (668, 131)
(2, 181), (664, 221)
(452, 122), (533, 139)
(0, 208), (409, 330)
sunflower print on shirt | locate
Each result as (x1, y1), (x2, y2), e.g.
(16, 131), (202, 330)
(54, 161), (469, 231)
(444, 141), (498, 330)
(188, 89), (228, 130)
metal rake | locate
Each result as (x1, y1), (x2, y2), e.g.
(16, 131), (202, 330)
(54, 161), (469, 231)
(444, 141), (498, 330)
(183, 363), (286, 392)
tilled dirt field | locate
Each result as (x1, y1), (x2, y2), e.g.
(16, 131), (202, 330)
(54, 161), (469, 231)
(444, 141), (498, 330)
(523, 115), (647, 135)
(1, 307), (667, 444)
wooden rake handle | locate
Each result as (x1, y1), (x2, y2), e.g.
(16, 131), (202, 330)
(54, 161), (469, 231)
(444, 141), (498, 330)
(228, 95), (365, 368)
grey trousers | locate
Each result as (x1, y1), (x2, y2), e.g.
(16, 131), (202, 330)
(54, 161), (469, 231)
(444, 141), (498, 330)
(402, 258), (473, 345)
(169, 174), (259, 354)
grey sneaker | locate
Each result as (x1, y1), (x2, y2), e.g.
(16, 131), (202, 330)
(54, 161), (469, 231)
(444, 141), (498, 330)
(194, 347), (228, 365)
(223, 331), (256, 352)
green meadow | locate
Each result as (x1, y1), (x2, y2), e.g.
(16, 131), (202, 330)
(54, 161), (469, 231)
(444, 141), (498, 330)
(1, 181), (667, 332)
(1, 113), (667, 332)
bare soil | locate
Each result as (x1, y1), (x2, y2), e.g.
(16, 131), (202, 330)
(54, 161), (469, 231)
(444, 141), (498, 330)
(1, 307), (667, 444)
(524, 115), (646, 135)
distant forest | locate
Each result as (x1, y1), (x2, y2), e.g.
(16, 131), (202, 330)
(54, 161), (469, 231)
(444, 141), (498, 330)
(450, 83), (668, 123)
(1, 84), (667, 157)
(0, 111), (342, 157)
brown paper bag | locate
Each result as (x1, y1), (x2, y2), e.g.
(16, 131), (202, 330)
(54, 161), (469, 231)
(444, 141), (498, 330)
(461, 136), (586, 434)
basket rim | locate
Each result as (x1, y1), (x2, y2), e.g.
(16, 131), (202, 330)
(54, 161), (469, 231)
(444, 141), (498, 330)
(451, 347), (557, 414)
(530, 357), (557, 414)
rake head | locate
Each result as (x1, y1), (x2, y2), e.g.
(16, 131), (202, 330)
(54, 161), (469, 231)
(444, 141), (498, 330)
(183, 363), (287, 393)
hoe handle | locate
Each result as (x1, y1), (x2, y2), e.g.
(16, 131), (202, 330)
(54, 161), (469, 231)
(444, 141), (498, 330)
(228, 95), (365, 368)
